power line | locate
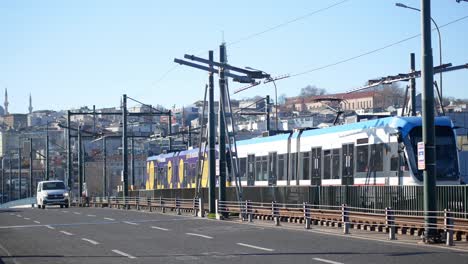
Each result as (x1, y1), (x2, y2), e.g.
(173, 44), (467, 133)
(227, 0), (351, 47)
(289, 14), (468, 78)
(151, 0), (350, 87)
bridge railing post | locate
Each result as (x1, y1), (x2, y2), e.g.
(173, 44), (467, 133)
(198, 198), (204, 217)
(304, 202), (311, 229)
(160, 196), (166, 213)
(386, 207), (396, 240)
(444, 209), (454, 246)
(136, 196), (140, 210)
(176, 197), (181, 215)
(216, 199), (222, 219)
(342, 204), (349, 234)
(148, 197), (152, 212)
(272, 201), (280, 226)
(192, 198), (197, 216)
(247, 200), (253, 222)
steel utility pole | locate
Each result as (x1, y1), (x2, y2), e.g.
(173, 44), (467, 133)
(9, 153), (12, 201)
(266, 95), (271, 132)
(18, 145), (22, 199)
(131, 136), (135, 189)
(45, 123), (49, 180)
(29, 139), (33, 197)
(78, 125), (83, 205)
(208, 50), (216, 215)
(122, 94), (129, 199)
(218, 44), (227, 208)
(67, 110), (72, 189)
(1, 158), (4, 203)
(168, 110), (172, 152)
(421, 0), (437, 243)
(410, 53), (416, 116)
(103, 136), (107, 197)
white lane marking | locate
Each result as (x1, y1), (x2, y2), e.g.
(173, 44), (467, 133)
(46, 225), (55, 230)
(313, 258), (344, 264)
(33, 221), (41, 224)
(62, 211), (69, 213)
(151, 226), (169, 231)
(9, 213), (14, 216)
(123, 221), (139, 226)
(81, 238), (99, 245)
(73, 212), (81, 215)
(16, 215), (22, 217)
(112, 249), (136, 259)
(104, 217), (115, 221)
(60, 231), (74, 236)
(236, 243), (274, 252)
(186, 233), (213, 239)
(24, 218), (30, 220)
(87, 214), (96, 217)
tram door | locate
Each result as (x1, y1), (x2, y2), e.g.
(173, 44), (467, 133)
(247, 154), (255, 186)
(268, 152), (277, 186)
(311, 147), (322, 186)
(342, 143), (354, 185)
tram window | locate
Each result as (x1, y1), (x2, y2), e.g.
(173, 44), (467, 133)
(239, 158), (247, 180)
(278, 154), (286, 180)
(191, 164), (196, 184)
(332, 149), (340, 179)
(290, 153), (297, 181)
(390, 155), (399, 171)
(255, 156), (268, 181)
(302, 152), (310, 180)
(371, 144), (384, 171)
(356, 145), (369, 172)
(323, 150), (331, 179)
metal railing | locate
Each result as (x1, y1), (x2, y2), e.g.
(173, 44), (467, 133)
(216, 200), (468, 246)
(87, 195), (467, 246)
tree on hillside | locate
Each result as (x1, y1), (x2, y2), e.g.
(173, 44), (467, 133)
(374, 83), (405, 108)
(299, 85), (327, 96)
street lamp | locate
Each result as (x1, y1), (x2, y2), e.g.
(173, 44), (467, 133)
(395, 2), (444, 101)
(245, 67), (279, 131)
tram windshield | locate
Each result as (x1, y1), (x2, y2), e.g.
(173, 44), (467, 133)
(408, 126), (459, 181)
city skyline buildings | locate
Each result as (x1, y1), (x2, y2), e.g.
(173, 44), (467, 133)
(1, 1), (467, 114)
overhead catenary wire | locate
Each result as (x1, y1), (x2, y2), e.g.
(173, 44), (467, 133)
(151, 0), (351, 88)
(289, 14), (468, 78)
(226, 0), (351, 47)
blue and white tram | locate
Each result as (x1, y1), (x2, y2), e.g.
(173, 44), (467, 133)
(235, 116), (460, 187)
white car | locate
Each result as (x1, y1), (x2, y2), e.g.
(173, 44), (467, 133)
(36, 180), (69, 209)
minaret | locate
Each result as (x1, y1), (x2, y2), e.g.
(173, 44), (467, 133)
(4, 88), (8, 115)
(29, 93), (33, 114)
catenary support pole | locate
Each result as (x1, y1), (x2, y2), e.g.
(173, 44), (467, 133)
(410, 53), (416, 116)
(9, 153), (12, 201)
(208, 50), (216, 215)
(266, 95), (271, 132)
(1, 158), (4, 203)
(168, 110), (172, 152)
(46, 123), (49, 180)
(18, 145), (21, 199)
(29, 138), (33, 197)
(103, 136), (107, 197)
(131, 136), (135, 189)
(78, 125), (83, 205)
(122, 94), (129, 199)
(218, 44), (227, 209)
(67, 110), (72, 190)
(421, 0), (437, 243)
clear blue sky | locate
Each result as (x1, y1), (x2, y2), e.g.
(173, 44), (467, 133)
(1, 0), (467, 113)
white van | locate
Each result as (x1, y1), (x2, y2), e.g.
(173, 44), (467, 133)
(36, 180), (69, 209)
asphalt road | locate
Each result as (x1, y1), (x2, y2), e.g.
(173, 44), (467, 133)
(0, 206), (466, 264)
